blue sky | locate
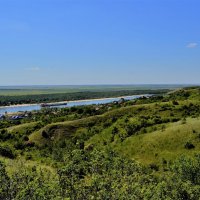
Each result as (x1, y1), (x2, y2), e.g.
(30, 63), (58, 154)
(0, 0), (199, 85)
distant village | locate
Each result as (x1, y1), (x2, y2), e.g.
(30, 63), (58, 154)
(0, 112), (30, 121)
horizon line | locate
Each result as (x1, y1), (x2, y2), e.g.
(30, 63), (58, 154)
(0, 83), (199, 87)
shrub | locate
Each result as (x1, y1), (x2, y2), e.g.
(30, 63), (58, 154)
(172, 155), (200, 185)
(42, 130), (49, 138)
(172, 100), (179, 105)
(0, 145), (16, 159)
(184, 142), (195, 149)
(111, 126), (118, 135)
(23, 135), (29, 141)
(26, 141), (35, 147)
(192, 129), (196, 133)
(141, 128), (147, 134)
(149, 163), (159, 171)
(14, 140), (26, 150)
(0, 129), (14, 141)
(25, 154), (33, 160)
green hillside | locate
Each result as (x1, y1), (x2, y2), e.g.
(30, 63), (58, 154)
(117, 117), (200, 164)
(0, 87), (200, 199)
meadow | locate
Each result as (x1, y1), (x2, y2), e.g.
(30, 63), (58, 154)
(0, 84), (183, 96)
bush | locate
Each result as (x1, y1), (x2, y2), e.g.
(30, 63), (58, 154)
(14, 140), (26, 150)
(172, 100), (179, 105)
(25, 154), (32, 160)
(184, 142), (195, 149)
(42, 130), (49, 138)
(0, 129), (14, 141)
(23, 135), (29, 141)
(149, 163), (159, 171)
(0, 145), (16, 159)
(172, 155), (200, 185)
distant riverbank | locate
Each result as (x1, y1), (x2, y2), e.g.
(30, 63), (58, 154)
(0, 89), (168, 107)
(0, 94), (150, 114)
(0, 95), (145, 109)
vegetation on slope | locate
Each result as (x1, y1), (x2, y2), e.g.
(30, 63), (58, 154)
(0, 87), (200, 199)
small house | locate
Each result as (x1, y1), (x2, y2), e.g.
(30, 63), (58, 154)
(0, 114), (5, 120)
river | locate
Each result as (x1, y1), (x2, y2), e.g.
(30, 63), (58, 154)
(0, 94), (149, 114)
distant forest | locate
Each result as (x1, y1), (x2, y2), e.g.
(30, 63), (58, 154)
(0, 89), (169, 106)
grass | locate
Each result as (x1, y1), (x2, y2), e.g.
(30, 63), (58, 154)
(0, 156), (56, 175)
(28, 103), (154, 145)
(0, 84), (179, 96)
(29, 115), (103, 145)
(7, 122), (40, 133)
(85, 117), (200, 166)
(116, 117), (200, 165)
(29, 99), (199, 146)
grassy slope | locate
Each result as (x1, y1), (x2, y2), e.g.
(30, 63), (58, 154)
(29, 98), (196, 145)
(84, 117), (200, 166)
(0, 156), (55, 175)
(7, 122), (40, 133)
(3, 87), (200, 168)
(116, 117), (200, 165)
(28, 103), (157, 145)
(28, 102), (200, 166)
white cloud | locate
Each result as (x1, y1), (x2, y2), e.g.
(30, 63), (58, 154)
(25, 67), (41, 71)
(186, 42), (198, 48)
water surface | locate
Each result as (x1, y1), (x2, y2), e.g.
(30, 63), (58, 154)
(0, 95), (148, 114)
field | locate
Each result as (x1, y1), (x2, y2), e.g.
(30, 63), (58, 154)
(0, 84), (185, 96)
